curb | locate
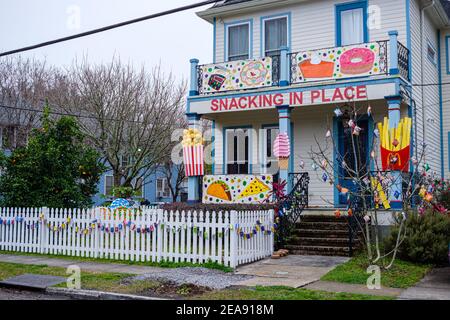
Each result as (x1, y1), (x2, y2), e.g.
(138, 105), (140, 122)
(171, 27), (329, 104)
(46, 287), (168, 300)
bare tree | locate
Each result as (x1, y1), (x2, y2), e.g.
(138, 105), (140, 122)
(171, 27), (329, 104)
(0, 57), (54, 149)
(309, 103), (430, 269)
(51, 58), (187, 191)
(158, 161), (187, 202)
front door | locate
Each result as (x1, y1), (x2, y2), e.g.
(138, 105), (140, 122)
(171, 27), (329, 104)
(337, 119), (369, 206)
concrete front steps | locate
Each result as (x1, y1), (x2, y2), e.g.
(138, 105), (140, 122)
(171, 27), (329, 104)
(285, 210), (362, 257)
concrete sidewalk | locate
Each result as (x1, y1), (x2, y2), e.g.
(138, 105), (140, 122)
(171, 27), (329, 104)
(235, 255), (350, 288)
(304, 280), (402, 297)
(398, 267), (450, 300)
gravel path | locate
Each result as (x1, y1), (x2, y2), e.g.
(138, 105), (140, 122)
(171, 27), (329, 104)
(131, 267), (254, 290)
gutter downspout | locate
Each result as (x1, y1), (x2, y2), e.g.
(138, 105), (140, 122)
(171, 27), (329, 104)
(420, 0), (434, 161)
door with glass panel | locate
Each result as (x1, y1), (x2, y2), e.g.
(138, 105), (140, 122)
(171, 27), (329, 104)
(225, 128), (250, 174)
(261, 126), (279, 178)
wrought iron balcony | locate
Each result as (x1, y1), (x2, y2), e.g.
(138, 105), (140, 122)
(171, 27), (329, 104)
(190, 32), (410, 96)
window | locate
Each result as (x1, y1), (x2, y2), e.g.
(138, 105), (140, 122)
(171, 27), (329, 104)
(447, 36), (450, 74)
(337, 2), (367, 46)
(1, 126), (17, 150)
(227, 22), (250, 61)
(263, 17), (288, 57)
(261, 126), (279, 174)
(225, 128), (250, 174)
(156, 178), (171, 198)
(427, 41), (437, 66)
(104, 175), (114, 196)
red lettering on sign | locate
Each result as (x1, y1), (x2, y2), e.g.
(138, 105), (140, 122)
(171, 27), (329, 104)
(311, 90), (321, 103)
(290, 92), (303, 105)
(248, 96), (257, 108)
(344, 87), (355, 100)
(274, 94), (284, 106)
(263, 94), (272, 107)
(332, 88), (344, 101)
(219, 99), (228, 111)
(211, 99), (219, 111)
(238, 97), (247, 109)
(356, 85), (368, 99)
(322, 89), (331, 103)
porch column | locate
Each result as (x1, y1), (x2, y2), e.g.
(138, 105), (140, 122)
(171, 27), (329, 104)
(388, 31), (399, 75)
(186, 112), (201, 203)
(276, 105), (292, 192)
(385, 95), (403, 210)
(189, 58), (199, 96)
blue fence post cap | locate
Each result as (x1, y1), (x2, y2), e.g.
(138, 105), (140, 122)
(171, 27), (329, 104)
(190, 58), (199, 64)
(388, 30), (398, 36)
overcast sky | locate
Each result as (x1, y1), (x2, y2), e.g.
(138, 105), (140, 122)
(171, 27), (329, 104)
(0, 0), (213, 80)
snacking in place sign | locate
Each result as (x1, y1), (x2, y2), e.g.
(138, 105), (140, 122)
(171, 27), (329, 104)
(189, 83), (396, 114)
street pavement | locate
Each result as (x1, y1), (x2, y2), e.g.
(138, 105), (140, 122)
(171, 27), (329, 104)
(0, 288), (71, 300)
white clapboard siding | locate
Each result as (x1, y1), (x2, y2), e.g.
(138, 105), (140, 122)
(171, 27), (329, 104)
(0, 207), (274, 268)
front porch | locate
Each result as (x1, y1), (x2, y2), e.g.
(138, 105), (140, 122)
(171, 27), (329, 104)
(186, 31), (413, 211)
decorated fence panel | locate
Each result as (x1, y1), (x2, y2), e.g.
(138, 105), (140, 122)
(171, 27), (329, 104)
(0, 207), (274, 268)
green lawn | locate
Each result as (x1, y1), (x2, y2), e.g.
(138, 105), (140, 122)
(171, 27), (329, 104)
(191, 286), (394, 300)
(0, 250), (232, 272)
(321, 255), (431, 289)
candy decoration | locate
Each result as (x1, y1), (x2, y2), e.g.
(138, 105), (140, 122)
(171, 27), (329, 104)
(334, 209), (341, 218)
(363, 215), (371, 222)
(322, 173), (328, 182)
(373, 128), (380, 138)
(326, 130), (331, 138)
(423, 163), (430, 172)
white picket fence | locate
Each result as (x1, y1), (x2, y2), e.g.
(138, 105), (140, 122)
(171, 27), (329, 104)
(0, 207), (274, 268)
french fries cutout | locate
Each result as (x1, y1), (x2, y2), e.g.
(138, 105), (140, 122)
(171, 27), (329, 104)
(377, 117), (412, 172)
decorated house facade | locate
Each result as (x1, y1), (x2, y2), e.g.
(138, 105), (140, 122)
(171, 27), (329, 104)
(185, 0), (450, 209)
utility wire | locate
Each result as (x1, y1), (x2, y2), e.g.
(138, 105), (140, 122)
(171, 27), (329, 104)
(0, 0), (218, 57)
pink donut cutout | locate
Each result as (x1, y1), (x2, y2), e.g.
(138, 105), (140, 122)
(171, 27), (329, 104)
(340, 48), (375, 75)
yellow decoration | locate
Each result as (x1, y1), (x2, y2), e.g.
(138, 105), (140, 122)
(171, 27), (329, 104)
(371, 177), (391, 209)
(237, 178), (270, 200)
(377, 117), (412, 151)
(182, 128), (203, 147)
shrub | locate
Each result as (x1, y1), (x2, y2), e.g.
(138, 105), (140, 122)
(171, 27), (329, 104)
(385, 211), (450, 265)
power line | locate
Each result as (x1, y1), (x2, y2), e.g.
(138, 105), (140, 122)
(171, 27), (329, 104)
(0, 104), (146, 124)
(0, 0), (218, 57)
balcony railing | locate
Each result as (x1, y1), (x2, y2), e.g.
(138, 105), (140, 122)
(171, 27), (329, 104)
(289, 40), (389, 85)
(190, 32), (409, 96)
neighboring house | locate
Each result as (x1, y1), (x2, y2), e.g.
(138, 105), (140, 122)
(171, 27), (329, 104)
(91, 163), (188, 206)
(186, 0), (450, 209)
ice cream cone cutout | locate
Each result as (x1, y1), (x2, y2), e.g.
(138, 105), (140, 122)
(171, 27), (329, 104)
(273, 133), (290, 170)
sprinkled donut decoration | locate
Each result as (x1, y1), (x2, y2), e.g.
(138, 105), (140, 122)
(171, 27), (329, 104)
(340, 48), (375, 75)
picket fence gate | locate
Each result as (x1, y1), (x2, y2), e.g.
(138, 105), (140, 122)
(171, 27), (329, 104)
(0, 207), (274, 268)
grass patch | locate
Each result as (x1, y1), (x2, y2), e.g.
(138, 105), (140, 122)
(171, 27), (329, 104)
(191, 286), (394, 300)
(0, 261), (210, 298)
(321, 255), (431, 289)
(0, 250), (232, 273)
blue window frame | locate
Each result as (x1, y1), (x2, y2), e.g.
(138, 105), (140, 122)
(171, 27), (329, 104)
(446, 36), (450, 74)
(260, 13), (291, 57)
(336, 1), (368, 47)
(224, 19), (253, 62)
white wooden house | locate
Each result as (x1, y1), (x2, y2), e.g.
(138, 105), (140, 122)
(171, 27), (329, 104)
(186, 0), (450, 210)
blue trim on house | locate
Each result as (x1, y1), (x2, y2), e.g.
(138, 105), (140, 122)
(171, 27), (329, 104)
(448, 132), (450, 171)
(332, 117), (339, 207)
(368, 116), (374, 171)
(446, 35), (450, 75)
(405, 0), (412, 80)
(211, 120), (216, 174)
(213, 17), (217, 64)
(188, 77), (403, 103)
(222, 125), (253, 174)
(224, 19), (253, 62)
(259, 12), (292, 57)
(335, 0), (369, 47)
(289, 121), (294, 186)
(438, 30), (444, 179)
